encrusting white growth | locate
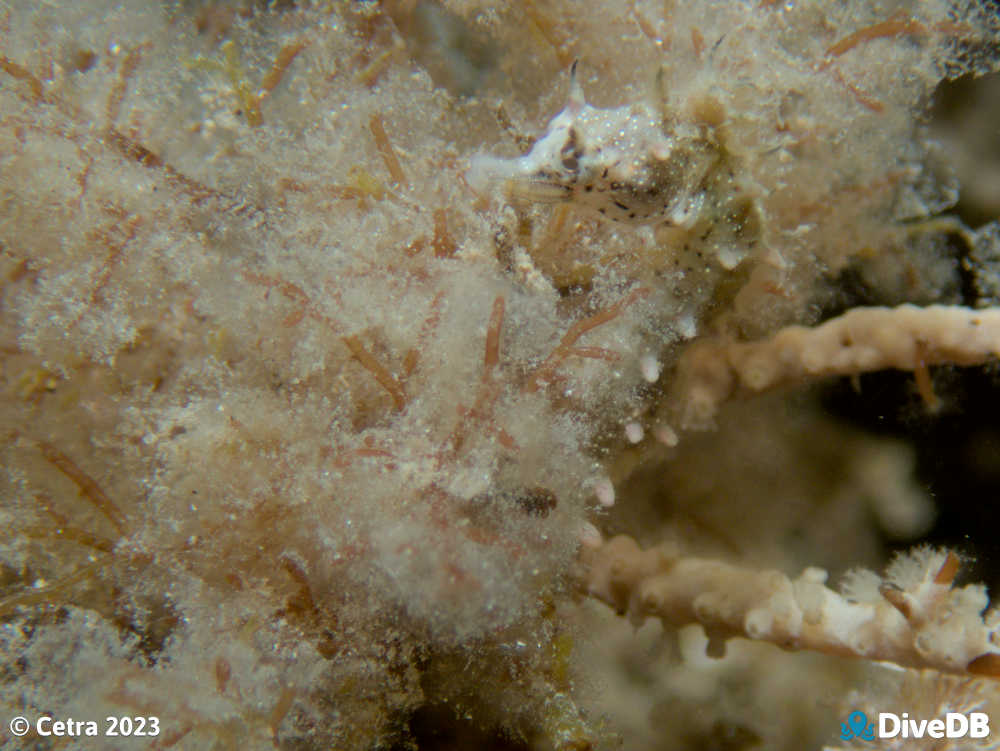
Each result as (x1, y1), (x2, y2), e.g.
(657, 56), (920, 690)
(639, 353), (661, 383)
(594, 477), (616, 508)
(653, 424), (679, 447)
(673, 304), (1000, 427)
(582, 536), (1000, 678)
(578, 521), (603, 549)
(469, 62), (718, 227)
(624, 421), (645, 444)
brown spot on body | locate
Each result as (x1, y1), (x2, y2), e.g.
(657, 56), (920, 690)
(512, 487), (558, 517)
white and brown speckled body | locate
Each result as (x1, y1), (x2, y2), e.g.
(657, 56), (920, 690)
(470, 63), (721, 227)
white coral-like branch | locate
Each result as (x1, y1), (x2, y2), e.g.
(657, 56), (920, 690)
(582, 535), (1000, 678)
(674, 305), (1000, 427)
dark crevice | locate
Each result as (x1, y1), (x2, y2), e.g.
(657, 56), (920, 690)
(390, 703), (530, 751)
(820, 366), (1000, 593)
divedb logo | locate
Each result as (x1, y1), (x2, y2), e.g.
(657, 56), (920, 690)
(840, 710), (991, 741)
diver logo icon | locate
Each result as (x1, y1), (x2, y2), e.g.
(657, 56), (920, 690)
(841, 711), (876, 742)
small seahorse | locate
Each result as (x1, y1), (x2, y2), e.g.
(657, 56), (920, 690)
(469, 62), (721, 228)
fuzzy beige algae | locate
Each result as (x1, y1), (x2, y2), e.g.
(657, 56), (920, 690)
(2, 1), (1000, 749)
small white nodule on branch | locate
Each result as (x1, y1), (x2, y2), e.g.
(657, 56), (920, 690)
(674, 305), (1000, 427)
(582, 535), (1000, 678)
